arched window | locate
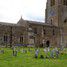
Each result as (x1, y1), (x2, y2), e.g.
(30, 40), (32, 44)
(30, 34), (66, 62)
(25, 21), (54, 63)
(51, 19), (53, 25)
(51, 0), (55, 6)
(63, 0), (67, 5)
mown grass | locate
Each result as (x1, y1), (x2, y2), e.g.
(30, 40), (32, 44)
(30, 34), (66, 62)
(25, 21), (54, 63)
(0, 47), (67, 67)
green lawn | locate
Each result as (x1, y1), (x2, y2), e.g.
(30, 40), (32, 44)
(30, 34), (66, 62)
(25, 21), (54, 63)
(0, 47), (67, 67)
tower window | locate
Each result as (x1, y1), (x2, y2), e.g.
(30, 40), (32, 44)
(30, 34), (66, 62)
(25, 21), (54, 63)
(64, 19), (67, 23)
(51, 19), (53, 25)
(63, 0), (67, 6)
(43, 29), (46, 35)
(51, 0), (55, 6)
(52, 29), (55, 35)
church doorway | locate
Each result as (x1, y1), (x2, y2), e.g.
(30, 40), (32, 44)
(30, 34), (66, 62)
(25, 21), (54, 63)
(46, 40), (50, 47)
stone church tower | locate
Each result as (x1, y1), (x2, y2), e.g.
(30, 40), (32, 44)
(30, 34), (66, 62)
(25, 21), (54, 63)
(45, 0), (67, 47)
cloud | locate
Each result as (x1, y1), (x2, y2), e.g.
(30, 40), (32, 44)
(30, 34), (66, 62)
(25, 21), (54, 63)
(0, 0), (47, 23)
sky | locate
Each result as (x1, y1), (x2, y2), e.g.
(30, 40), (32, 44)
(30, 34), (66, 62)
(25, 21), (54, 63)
(0, 0), (47, 23)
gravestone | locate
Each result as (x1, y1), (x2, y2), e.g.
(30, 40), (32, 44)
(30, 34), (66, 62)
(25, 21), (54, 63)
(12, 46), (17, 56)
(50, 49), (55, 58)
(55, 50), (59, 58)
(0, 50), (4, 54)
(17, 47), (20, 52)
(55, 47), (59, 58)
(13, 51), (17, 56)
(28, 48), (31, 51)
(40, 55), (44, 59)
(50, 47), (59, 58)
(44, 47), (50, 58)
(22, 49), (27, 53)
(35, 49), (39, 58)
(28, 48), (32, 53)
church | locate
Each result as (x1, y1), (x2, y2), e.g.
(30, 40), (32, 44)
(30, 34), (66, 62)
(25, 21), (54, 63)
(0, 0), (67, 47)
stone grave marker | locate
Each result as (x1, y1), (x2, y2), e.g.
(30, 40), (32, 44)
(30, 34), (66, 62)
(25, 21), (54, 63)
(35, 49), (39, 58)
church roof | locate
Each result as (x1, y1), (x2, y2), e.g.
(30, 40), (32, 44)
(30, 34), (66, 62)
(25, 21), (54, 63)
(0, 22), (21, 26)
(17, 17), (59, 28)
(17, 16), (24, 24)
(26, 20), (58, 28)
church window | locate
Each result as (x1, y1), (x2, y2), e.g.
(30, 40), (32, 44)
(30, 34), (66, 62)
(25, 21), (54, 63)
(43, 29), (46, 35)
(20, 37), (23, 43)
(51, 19), (52, 25)
(64, 19), (67, 23)
(51, 0), (55, 6)
(4, 36), (8, 42)
(52, 29), (55, 35)
(63, 0), (67, 5)
(34, 28), (37, 34)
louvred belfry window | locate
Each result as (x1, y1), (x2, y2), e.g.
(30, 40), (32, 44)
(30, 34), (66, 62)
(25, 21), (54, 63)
(63, 0), (67, 6)
(51, 0), (55, 6)
(43, 29), (46, 35)
(53, 29), (55, 35)
(64, 19), (67, 23)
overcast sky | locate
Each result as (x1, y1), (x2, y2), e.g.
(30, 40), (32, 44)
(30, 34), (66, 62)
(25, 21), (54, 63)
(0, 0), (47, 23)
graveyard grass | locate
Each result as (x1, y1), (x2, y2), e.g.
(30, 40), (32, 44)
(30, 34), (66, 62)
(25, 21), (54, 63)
(0, 47), (67, 67)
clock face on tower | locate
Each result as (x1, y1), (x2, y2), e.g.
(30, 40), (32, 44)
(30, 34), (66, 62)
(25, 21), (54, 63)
(49, 10), (56, 16)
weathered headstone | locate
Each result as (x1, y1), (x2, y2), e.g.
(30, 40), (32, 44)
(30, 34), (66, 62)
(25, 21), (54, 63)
(22, 49), (27, 53)
(44, 47), (50, 58)
(55, 47), (59, 58)
(35, 49), (39, 58)
(13, 51), (17, 56)
(0, 50), (4, 54)
(40, 55), (44, 59)
(50, 49), (55, 58)
(12, 46), (17, 56)
(50, 47), (59, 58)
(28, 48), (30, 51)
(17, 47), (20, 52)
